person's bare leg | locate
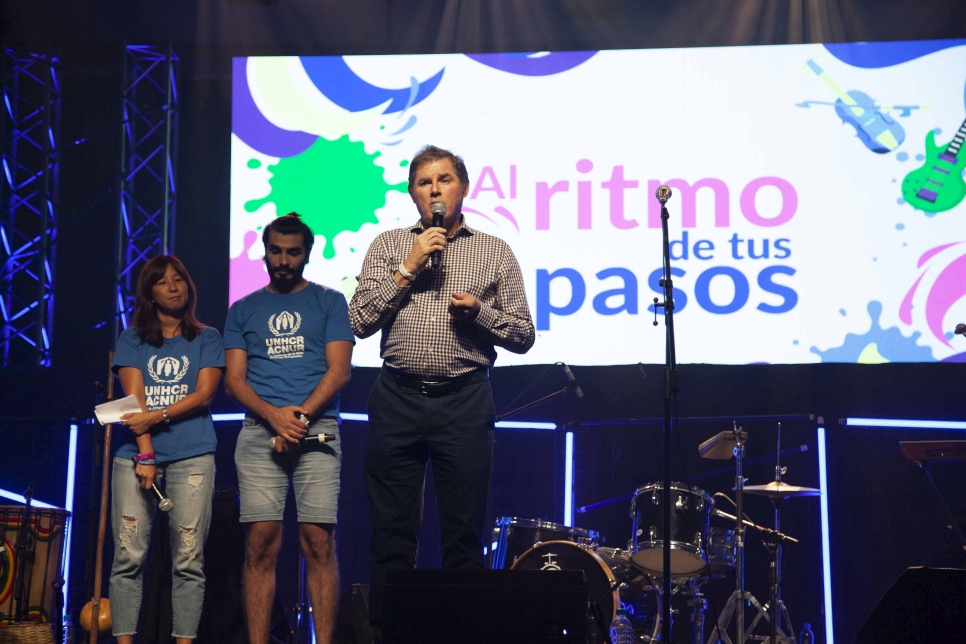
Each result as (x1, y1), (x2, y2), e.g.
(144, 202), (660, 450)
(243, 521), (283, 644)
(300, 523), (339, 644)
(116, 636), (134, 643)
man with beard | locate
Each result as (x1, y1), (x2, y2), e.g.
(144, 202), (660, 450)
(224, 212), (354, 644)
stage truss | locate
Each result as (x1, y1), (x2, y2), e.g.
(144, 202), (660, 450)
(113, 44), (178, 338)
(0, 48), (60, 367)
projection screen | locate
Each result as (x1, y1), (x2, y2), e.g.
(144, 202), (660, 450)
(230, 40), (966, 366)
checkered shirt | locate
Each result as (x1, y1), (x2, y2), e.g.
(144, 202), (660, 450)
(349, 218), (535, 378)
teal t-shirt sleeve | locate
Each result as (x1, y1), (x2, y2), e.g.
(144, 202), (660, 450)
(112, 328), (141, 373)
(223, 303), (246, 350)
(200, 327), (226, 368)
(323, 290), (356, 344)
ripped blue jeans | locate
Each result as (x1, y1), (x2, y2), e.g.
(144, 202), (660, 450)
(108, 453), (215, 638)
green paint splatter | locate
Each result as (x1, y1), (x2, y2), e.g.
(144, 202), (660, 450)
(399, 160), (409, 167)
(244, 136), (407, 259)
(248, 159), (262, 169)
(340, 275), (359, 300)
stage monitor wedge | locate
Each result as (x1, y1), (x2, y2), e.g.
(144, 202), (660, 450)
(857, 566), (966, 644)
(374, 569), (588, 644)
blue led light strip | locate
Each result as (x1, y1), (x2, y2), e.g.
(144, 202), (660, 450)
(212, 412), (556, 430)
(817, 425), (835, 644)
(845, 418), (966, 430)
(0, 489), (60, 509)
(63, 424), (78, 620)
(564, 431), (574, 527)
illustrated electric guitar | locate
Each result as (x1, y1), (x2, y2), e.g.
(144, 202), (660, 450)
(804, 59), (905, 154)
(901, 116), (966, 213)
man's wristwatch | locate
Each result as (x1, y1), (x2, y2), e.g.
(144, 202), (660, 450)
(397, 262), (415, 282)
(162, 408), (171, 424)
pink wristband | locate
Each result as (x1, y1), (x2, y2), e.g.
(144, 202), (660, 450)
(135, 452), (156, 462)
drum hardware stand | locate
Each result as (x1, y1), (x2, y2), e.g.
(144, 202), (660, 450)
(703, 512), (798, 644)
(688, 579), (709, 644)
(715, 421), (812, 644)
(698, 423), (749, 644)
(765, 422), (795, 644)
(756, 533), (795, 644)
(761, 423), (795, 644)
(704, 423), (788, 644)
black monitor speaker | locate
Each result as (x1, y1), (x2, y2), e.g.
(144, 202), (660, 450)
(371, 569), (588, 644)
(857, 567), (966, 644)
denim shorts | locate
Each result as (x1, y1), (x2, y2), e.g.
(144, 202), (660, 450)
(234, 416), (341, 524)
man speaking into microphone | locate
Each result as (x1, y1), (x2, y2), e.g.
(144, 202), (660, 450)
(349, 145), (535, 583)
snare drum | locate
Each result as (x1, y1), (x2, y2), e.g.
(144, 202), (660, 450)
(630, 482), (712, 577)
(706, 527), (736, 578)
(512, 541), (661, 644)
(490, 517), (599, 569)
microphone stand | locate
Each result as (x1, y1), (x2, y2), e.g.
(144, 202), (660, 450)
(494, 385), (573, 422)
(651, 186), (677, 639)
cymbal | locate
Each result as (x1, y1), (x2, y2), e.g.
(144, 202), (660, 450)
(741, 481), (821, 499)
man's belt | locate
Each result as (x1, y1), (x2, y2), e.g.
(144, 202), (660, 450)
(381, 364), (489, 396)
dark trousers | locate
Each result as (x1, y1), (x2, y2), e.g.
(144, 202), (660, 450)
(365, 371), (495, 579)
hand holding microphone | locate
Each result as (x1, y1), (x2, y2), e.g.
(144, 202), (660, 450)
(270, 433), (336, 451)
(430, 202), (446, 268)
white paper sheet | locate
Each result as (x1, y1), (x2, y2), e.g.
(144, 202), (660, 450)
(94, 394), (142, 425)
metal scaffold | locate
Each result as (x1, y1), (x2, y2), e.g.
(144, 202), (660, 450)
(113, 44), (178, 337)
(0, 49), (61, 367)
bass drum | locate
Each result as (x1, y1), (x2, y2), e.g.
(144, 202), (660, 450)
(491, 517), (599, 569)
(512, 541), (661, 643)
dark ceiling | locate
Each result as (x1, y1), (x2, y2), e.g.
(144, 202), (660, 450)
(4, 1), (965, 59)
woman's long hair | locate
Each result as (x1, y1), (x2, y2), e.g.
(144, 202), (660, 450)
(132, 255), (203, 347)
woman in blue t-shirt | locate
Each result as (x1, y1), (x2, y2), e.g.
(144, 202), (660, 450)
(108, 255), (225, 643)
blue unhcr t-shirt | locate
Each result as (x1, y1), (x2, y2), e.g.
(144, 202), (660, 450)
(223, 282), (355, 416)
(112, 326), (225, 463)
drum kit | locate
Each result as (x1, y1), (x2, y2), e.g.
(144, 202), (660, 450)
(491, 423), (821, 644)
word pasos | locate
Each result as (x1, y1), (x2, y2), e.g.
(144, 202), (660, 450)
(536, 264), (797, 330)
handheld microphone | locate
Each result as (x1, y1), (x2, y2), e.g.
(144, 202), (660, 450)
(655, 185), (672, 205)
(430, 202), (446, 268)
(561, 363), (584, 398)
(955, 323), (966, 339)
(152, 484), (174, 512)
(269, 433), (337, 450)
